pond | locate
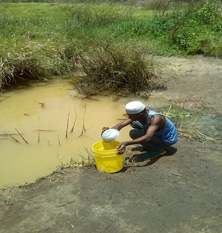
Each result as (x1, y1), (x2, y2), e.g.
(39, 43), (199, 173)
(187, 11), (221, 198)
(0, 79), (170, 188)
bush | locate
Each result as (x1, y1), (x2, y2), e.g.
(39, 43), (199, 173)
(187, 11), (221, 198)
(132, 1), (222, 56)
(71, 45), (164, 96)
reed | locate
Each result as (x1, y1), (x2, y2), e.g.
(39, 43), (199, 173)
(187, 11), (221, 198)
(9, 135), (20, 143)
(79, 104), (87, 137)
(58, 134), (61, 146)
(70, 107), (77, 133)
(38, 129), (40, 143)
(15, 128), (29, 144)
(65, 111), (70, 138)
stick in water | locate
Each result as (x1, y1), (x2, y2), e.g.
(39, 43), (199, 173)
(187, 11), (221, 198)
(9, 135), (20, 143)
(79, 104), (87, 137)
(38, 116), (40, 143)
(38, 129), (40, 143)
(66, 111), (70, 138)
(70, 107), (77, 133)
(15, 128), (29, 144)
(58, 134), (61, 146)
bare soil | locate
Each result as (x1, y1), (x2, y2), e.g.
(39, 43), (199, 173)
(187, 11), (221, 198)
(151, 56), (222, 114)
(1, 55), (222, 233)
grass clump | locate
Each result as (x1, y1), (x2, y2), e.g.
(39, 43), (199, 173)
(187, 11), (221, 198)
(0, 196), (10, 203)
(1, 43), (72, 89)
(0, 37), (82, 89)
(160, 105), (222, 143)
(56, 149), (96, 171)
(71, 44), (164, 96)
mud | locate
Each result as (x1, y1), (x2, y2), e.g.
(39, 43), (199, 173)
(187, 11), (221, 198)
(1, 55), (222, 233)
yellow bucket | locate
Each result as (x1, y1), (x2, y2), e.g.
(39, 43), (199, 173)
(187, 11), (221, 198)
(92, 141), (123, 173)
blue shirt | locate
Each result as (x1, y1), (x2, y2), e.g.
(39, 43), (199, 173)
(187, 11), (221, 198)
(130, 109), (178, 145)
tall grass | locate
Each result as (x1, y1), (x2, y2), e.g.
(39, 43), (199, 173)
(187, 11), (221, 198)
(0, 1), (222, 91)
(0, 3), (136, 90)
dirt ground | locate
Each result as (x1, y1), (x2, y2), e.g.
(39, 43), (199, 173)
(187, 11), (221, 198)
(151, 56), (222, 114)
(1, 55), (222, 233)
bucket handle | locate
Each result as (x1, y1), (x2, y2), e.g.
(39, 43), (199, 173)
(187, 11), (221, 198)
(97, 153), (123, 163)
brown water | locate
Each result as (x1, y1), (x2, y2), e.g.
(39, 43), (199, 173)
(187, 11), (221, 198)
(0, 79), (169, 187)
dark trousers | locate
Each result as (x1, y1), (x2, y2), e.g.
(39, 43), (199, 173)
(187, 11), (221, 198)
(130, 129), (171, 150)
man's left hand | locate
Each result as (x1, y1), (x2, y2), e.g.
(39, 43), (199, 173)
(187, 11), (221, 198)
(117, 142), (127, 154)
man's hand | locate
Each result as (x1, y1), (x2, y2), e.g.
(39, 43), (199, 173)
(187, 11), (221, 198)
(101, 127), (109, 135)
(117, 142), (128, 154)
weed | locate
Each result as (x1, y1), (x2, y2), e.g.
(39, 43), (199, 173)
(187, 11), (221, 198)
(56, 160), (67, 171)
(35, 176), (45, 181)
(2, 183), (18, 189)
(75, 147), (96, 168)
(0, 196), (10, 203)
(56, 148), (95, 171)
(159, 105), (222, 143)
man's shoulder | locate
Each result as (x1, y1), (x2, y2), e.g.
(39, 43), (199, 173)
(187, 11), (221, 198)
(150, 114), (164, 123)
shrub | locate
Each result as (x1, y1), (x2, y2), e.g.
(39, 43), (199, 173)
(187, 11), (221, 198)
(133, 1), (222, 56)
(71, 45), (164, 96)
(0, 40), (80, 90)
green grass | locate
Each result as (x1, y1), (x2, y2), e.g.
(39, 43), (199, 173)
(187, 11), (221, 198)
(0, 1), (222, 90)
(159, 105), (222, 143)
(0, 196), (10, 203)
(0, 3), (137, 89)
(56, 148), (96, 171)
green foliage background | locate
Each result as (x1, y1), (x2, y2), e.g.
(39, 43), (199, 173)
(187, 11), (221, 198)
(0, 0), (221, 90)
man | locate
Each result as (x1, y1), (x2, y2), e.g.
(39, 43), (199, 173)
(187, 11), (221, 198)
(102, 101), (178, 160)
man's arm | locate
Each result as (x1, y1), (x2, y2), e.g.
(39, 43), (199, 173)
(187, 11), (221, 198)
(112, 118), (133, 130)
(117, 115), (164, 153)
(102, 118), (133, 133)
(117, 124), (158, 152)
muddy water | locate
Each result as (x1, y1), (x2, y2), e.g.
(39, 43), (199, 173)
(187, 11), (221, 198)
(0, 79), (169, 187)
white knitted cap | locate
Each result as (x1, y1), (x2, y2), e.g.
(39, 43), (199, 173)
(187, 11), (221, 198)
(125, 101), (146, 114)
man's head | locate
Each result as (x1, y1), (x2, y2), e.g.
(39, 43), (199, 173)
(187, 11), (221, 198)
(125, 101), (147, 121)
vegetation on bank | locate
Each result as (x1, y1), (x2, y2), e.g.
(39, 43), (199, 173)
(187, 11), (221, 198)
(0, 0), (222, 92)
(160, 106), (222, 143)
(71, 45), (165, 95)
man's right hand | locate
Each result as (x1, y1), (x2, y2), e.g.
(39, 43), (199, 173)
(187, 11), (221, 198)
(101, 127), (109, 135)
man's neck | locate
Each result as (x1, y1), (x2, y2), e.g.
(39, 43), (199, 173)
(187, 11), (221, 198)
(140, 110), (148, 124)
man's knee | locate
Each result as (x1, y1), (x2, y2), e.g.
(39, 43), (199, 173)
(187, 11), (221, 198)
(129, 129), (145, 139)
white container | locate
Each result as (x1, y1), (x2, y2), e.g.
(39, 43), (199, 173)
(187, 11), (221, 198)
(102, 129), (119, 143)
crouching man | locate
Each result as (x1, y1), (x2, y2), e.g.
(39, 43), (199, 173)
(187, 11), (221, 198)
(102, 101), (178, 160)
